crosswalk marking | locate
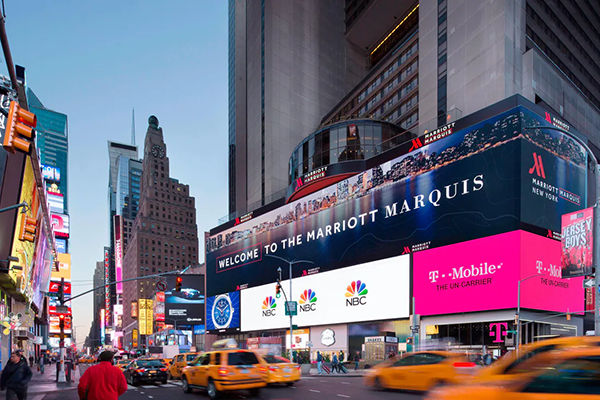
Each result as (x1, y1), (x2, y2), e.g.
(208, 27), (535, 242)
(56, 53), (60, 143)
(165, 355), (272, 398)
(160, 384), (177, 388)
(141, 385), (158, 388)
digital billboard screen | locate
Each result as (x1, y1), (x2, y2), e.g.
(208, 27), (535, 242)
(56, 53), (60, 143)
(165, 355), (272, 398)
(206, 291), (240, 334)
(561, 208), (594, 278)
(240, 254), (410, 332)
(51, 213), (70, 238)
(413, 230), (583, 316)
(164, 275), (205, 324)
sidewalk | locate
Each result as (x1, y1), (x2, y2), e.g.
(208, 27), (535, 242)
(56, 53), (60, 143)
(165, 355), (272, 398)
(25, 362), (81, 395)
(309, 366), (366, 377)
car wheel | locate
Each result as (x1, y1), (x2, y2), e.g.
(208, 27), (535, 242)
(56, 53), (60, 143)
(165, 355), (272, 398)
(161, 379), (168, 385)
(286, 382), (295, 386)
(207, 379), (220, 400)
(168, 371), (173, 380)
(430, 381), (447, 392)
(182, 376), (192, 394)
(373, 377), (385, 391)
(131, 377), (138, 387)
(248, 388), (260, 397)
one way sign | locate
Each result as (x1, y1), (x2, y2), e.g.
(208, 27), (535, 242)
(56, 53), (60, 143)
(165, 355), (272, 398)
(583, 278), (595, 289)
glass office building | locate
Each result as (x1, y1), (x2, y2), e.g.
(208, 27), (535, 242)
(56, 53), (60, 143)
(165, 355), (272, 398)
(28, 89), (69, 212)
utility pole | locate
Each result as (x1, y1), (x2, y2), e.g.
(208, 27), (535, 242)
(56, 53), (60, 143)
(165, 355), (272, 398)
(58, 278), (66, 383)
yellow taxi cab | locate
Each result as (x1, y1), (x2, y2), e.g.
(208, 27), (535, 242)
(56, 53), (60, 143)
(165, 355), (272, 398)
(262, 354), (301, 386)
(116, 359), (130, 371)
(169, 352), (199, 379)
(425, 348), (600, 400)
(161, 358), (172, 367)
(181, 339), (266, 399)
(364, 351), (476, 392)
(472, 335), (600, 385)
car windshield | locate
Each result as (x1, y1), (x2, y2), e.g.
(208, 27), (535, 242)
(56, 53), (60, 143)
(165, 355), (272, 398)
(263, 355), (290, 364)
(227, 352), (260, 366)
(137, 360), (163, 367)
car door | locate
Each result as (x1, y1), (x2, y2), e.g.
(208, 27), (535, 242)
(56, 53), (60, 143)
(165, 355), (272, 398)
(195, 353), (212, 387)
(387, 355), (417, 389)
(404, 353), (448, 390)
(176, 355), (185, 377)
(187, 354), (206, 385)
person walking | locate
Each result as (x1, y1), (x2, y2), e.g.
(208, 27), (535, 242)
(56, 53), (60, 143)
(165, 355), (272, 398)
(38, 355), (45, 374)
(0, 350), (32, 400)
(27, 356), (33, 368)
(354, 351), (360, 371)
(78, 351), (127, 400)
(332, 353), (339, 374)
(316, 351), (323, 375)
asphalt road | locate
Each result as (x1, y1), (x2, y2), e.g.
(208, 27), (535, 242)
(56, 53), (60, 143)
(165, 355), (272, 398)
(41, 376), (425, 400)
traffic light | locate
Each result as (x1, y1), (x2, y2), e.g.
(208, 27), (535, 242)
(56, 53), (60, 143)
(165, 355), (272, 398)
(2, 101), (36, 154)
(175, 276), (182, 292)
(275, 282), (281, 298)
(18, 214), (36, 242)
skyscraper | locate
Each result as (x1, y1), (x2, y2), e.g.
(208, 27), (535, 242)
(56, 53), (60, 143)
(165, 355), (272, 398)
(122, 116), (199, 348)
(227, 0), (600, 226)
(27, 88), (69, 212)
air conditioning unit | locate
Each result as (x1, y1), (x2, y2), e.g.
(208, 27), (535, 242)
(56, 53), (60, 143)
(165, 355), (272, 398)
(14, 330), (35, 340)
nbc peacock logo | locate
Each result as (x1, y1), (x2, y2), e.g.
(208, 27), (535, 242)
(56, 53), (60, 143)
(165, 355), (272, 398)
(299, 289), (317, 312)
(345, 280), (368, 307)
(262, 296), (277, 317)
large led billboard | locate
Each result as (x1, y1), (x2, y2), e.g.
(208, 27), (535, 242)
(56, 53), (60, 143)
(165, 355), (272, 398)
(114, 215), (124, 294)
(51, 213), (70, 238)
(561, 208), (594, 278)
(206, 291), (240, 334)
(164, 275), (205, 324)
(52, 254), (71, 281)
(413, 230), (583, 316)
(240, 255), (410, 332)
(206, 106), (587, 297)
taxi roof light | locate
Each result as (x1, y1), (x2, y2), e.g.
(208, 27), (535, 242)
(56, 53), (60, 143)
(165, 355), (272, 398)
(211, 338), (239, 350)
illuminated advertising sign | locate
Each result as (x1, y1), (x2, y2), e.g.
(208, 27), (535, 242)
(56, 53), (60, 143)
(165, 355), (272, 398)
(164, 275), (205, 323)
(561, 208), (594, 278)
(41, 165), (61, 182)
(206, 106), (586, 297)
(50, 213), (70, 238)
(193, 325), (206, 335)
(206, 291), (240, 334)
(49, 315), (72, 334)
(132, 328), (138, 347)
(52, 254), (71, 281)
(139, 299), (147, 335)
(47, 192), (64, 214)
(131, 301), (138, 318)
(240, 255), (410, 331)
(55, 238), (67, 253)
(104, 247), (110, 326)
(113, 304), (123, 330)
(155, 292), (165, 322)
(100, 309), (106, 344)
(113, 215), (124, 294)
(413, 231), (583, 316)
(49, 280), (71, 294)
(286, 329), (310, 350)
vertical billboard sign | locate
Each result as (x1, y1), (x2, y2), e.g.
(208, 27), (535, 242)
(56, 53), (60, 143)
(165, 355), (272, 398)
(131, 301), (138, 318)
(139, 299), (147, 335)
(164, 275), (205, 324)
(100, 309), (106, 344)
(114, 215), (124, 294)
(145, 300), (154, 335)
(103, 248), (111, 325)
(132, 328), (138, 348)
(561, 208), (594, 278)
(155, 292), (165, 322)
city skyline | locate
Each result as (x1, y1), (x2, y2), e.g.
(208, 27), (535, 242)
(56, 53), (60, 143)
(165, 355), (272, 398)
(0, 1), (228, 347)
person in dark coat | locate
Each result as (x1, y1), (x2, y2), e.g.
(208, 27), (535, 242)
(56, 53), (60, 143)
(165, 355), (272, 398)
(1, 350), (33, 400)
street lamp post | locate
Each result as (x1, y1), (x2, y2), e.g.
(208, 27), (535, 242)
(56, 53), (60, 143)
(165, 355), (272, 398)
(516, 274), (544, 352)
(524, 125), (600, 336)
(265, 255), (313, 360)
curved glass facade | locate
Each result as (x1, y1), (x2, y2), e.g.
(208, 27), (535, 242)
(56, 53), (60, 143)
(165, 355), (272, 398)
(289, 119), (411, 184)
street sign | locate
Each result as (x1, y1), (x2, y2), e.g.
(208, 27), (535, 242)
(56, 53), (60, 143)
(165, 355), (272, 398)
(55, 305), (69, 314)
(285, 301), (297, 316)
(156, 280), (168, 291)
(584, 278), (595, 289)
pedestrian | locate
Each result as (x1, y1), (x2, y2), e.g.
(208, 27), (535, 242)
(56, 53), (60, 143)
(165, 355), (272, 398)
(78, 350), (127, 400)
(38, 355), (45, 374)
(354, 351), (360, 371)
(483, 351), (493, 366)
(332, 353), (339, 374)
(316, 351), (323, 375)
(0, 349), (32, 400)
(339, 350), (344, 363)
(28, 356), (33, 368)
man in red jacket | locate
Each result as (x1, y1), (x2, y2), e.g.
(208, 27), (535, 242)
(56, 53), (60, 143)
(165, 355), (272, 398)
(78, 351), (127, 400)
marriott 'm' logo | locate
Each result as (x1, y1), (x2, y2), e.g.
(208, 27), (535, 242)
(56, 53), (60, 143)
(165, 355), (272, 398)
(528, 152), (546, 178)
(409, 138), (423, 152)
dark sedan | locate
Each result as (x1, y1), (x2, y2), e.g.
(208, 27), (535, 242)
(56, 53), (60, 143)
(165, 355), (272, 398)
(124, 359), (169, 386)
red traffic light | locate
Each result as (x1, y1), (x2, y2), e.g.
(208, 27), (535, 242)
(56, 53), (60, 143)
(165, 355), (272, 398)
(59, 314), (65, 320)
(176, 277), (182, 283)
(175, 276), (182, 292)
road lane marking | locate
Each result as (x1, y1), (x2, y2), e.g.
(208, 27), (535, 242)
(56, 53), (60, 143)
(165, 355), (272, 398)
(337, 395), (350, 398)
(141, 386), (157, 388)
(309, 389), (321, 393)
(32, 395), (45, 400)
(160, 384), (177, 388)
(140, 392), (145, 394)
(148, 397), (153, 399)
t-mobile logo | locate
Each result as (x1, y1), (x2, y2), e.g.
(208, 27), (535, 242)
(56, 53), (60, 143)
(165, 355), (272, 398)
(536, 260), (543, 274)
(429, 271), (439, 283)
(489, 322), (508, 343)
(528, 152), (546, 178)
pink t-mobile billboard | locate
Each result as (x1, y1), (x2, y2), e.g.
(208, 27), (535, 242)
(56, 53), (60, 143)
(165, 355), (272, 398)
(414, 230), (583, 316)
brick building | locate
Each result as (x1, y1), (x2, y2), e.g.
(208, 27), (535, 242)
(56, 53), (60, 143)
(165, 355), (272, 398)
(122, 116), (199, 349)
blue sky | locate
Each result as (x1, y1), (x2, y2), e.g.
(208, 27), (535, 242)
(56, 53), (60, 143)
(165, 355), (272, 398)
(0, 1), (228, 347)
